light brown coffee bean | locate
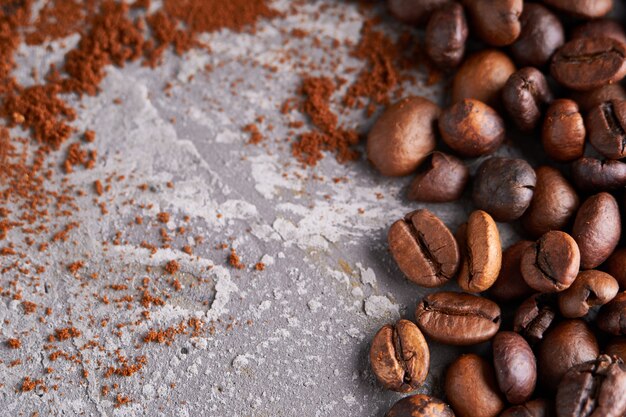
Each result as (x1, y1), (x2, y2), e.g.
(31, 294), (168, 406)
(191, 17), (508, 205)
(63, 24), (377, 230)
(541, 99), (585, 162)
(407, 152), (469, 203)
(462, 0), (522, 46)
(452, 50), (516, 106)
(558, 270), (619, 318)
(385, 394), (455, 417)
(542, 0), (612, 19)
(492, 331), (537, 404)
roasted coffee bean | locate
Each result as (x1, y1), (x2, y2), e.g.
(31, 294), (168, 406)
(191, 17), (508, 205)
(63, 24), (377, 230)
(605, 248), (626, 289)
(457, 210), (502, 292)
(499, 399), (553, 417)
(605, 337), (626, 361)
(571, 83), (626, 112)
(367, 96), (439, 177)
(541, 99), (585, 162)
(597, 292), (626, 335)
(510, 3), (564, 68)
(538, 319), (599, 389)
(492, 332), (537, 404)
(388, 209), (460, 288)
(451, 50), (516, 106)
(502, 67), (552, 132)
(407, 152), (469, 203)
(514, 294), (557, 345)
(370, 319), (429, 392)
(385, 394), (455, 417)
(573, 193), (621, 270)
(556, 355), (626, 417)
(445, 354), (505, 417)
(425, 3), (468, 69)
(387, 0), (447, 24)
(571, 19), (626, 44)
(571, 157), (626, 192)
(551, 37), (626, 91)
(462, 0), (522, 46)
(472, 157), (536, 222)
(522, 166), (579, 238)
(542, 0), (613, 19)
(439, 99), (505, 158)
(558, 270), (619, 318)
(521, 231), (580, 293)
(415, 291), (501, 345)
(586, 99), (626, 160)
(489, 241), (534, 302)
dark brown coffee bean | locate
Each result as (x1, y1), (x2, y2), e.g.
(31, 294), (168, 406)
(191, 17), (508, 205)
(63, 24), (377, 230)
(462, 0), (522, 46)
(415, 291), (501, 345)
(538, 319), (599, 389)
(573, 192), (621, 270)
(571, 19), (626, 44)
(571, 83), (626, 112)
(425, 3), (468, 69)
(605, 337), (626, 361)
(514, 294), (557, 345)
(500, 399), (553, 417)
(556, 355), (626, 417)
(445, 354), (505, 417)
(370, 319), (429, 392)
(558, 270), (619, 318)
(492, 331), (537, 404)
(457, 210), (502, 292)
(597, 292), (626, 335)
(367, 96), (440, 177)
(388, 0), (447, 24)
(452, 50), (516, 106)
(385, 394), (455, 417)
(605, 248), (626, 289)
(502, 67), (552, 132)
(572, 157), (626, 193)
(388, 209), (460, 288)
(522, 166), (579, 238)
(551, 37), (626, 91)
(472, 157), (536, 222)
(542, 0), (613, 19)
(407, 152), (469, 203)
(521, 231), (580, 293)
(510, 3), (564, 68)
(541, 99), (585, 162)
(489, 241), (535, 302)
(586, 99), (626, 160)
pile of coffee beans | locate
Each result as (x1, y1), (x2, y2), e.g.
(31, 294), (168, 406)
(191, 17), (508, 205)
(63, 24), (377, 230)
(368, 1), (626, 416)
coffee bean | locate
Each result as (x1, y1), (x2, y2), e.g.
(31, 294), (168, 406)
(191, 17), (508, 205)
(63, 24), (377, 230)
(367, 96), (440, 177)
(499, 399), (553, 417)
(425, 3), (468, 69)
(542, 0), (613, 19)
(492, 331), (537, 404)
(521, 166), (579, 238)
(452, 50), (516, 106)
(541, 99), (585, 162)
(571, 157), (626, 192)
(551, 37), (626, 91)
(407, 152), (469, 203)
(457, 210), (502, 293)
(558, 270), (619, 318)
(572, 192), (621, 270)
(514, 294), (557, 345)
(439, 99), (505, 158)
(571, 19), (626, 44)
(387, 0), (447, 24)
(489, 241), (534, 302)
(521, 231), (580, 293)
(597, 292), (626, 336)
(605, 337), (626, 361)
(463, 0), (522, 46)
(385, 394), (455, 417)
(388, 209), (460, 288)
(605, 248), (626, 289)
(538, 319), (599, 389)
(445, 354), (505, 417)
(556, 355), (626, 417)
(586, 99), (626, 160)
(510, 3), (564, 68)
(472, 157), (536, 222)
(571, 83), (626, 112)
(370, 319), (429, 392)
(415, 291), (501, 345)
(502, 67), (552, 132)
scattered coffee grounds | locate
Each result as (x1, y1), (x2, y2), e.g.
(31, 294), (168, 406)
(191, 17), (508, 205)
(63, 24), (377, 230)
(7, 338), (21, 349)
